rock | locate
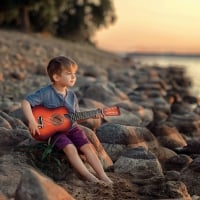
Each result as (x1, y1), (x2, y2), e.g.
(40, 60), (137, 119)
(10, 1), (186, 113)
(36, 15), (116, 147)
(0, 110), (26, 129)
(163, 181), (191, 199)
(157, 146), (178, 165)
(168, 113), (200, 137)
(80, 81), (129, 105)
(78, 125), (113, 169)
(81, 64), (108, 80)
(96, 124), (147, 146)
(0, 116), (12, 129)
(114, 147), (163, 179)
(153, 124), (187, 149)
(0, 192), (9, 200)
(165, 170), (180, 181)
(103, 107), (142, 126)
(174, 139), (200, 156)
(164, 154), (192, 171)
(0, 127), (30, 152)
(96, 123), (169, 163)
(128, 91), (155, 109)
(0, 153), (30, 197)
(180, 156), (200, 196)
(15, 168), (75, 200)
(101, 143), (126, 162)
(10, 70), (26, 80)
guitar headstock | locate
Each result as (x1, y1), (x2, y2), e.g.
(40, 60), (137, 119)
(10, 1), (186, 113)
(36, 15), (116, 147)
(102, 106), (120, 116)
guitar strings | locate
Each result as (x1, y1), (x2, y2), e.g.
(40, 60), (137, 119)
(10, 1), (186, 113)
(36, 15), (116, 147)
(35, 110), (97, 126)
(36, 117), (67, 127)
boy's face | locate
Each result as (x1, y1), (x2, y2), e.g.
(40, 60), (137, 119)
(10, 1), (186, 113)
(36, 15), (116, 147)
(53, 69), (77, 87)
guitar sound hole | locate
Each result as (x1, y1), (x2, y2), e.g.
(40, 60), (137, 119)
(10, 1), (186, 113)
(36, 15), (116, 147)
(51, 114), (64, 126)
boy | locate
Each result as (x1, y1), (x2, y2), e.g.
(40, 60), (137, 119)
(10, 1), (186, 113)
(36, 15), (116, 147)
(21, 56), (112, 183)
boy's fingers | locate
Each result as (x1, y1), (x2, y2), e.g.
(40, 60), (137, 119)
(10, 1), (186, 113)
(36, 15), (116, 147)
(35, 128), (40, 135)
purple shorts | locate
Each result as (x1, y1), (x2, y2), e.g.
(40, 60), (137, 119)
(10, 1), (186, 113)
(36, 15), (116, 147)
(51, 126), (89, 151)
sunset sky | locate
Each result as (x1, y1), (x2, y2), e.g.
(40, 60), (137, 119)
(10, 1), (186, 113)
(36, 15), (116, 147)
(94, 0), (200, 54)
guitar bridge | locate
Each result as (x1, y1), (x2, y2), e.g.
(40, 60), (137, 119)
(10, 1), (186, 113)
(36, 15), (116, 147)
(37, 116), (44, 128)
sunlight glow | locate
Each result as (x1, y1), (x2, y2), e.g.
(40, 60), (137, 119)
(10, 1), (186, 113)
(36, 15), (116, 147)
(94, 0), (200, 54)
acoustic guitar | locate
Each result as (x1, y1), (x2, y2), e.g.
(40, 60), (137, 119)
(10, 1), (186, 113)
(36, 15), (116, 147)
(32, 105), (120, 141)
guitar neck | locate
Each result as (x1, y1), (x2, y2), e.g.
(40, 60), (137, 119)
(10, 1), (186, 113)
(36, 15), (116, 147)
(65, 109), (102, 122)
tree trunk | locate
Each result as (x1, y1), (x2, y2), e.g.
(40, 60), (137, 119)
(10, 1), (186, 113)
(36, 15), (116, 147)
(18, 6), (31, 32)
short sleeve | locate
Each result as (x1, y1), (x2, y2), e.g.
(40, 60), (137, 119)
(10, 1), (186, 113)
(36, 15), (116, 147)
(25, 90), (43, 107)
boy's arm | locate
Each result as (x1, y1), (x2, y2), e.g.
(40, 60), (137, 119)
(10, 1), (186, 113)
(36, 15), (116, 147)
(21, 99), (40, 136)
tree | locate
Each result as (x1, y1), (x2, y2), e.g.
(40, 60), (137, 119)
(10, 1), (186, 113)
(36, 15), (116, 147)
(0, 0), (41, 32)
(56, 0), (116, 42)
(0, 0), (116, 42)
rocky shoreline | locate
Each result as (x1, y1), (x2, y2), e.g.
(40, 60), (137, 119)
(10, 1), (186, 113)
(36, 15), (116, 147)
(1, 30), (200, 200)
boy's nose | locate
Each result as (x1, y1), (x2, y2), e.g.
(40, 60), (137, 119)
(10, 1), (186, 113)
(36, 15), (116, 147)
(71, 73), (76, 78)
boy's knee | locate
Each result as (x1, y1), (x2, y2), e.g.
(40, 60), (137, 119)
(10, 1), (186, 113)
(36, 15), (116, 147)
(63, 144), (77, 155)
(80, 143), (93, 153)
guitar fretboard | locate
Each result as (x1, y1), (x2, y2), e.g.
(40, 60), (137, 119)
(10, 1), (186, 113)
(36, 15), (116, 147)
(65, 109), (102, 122)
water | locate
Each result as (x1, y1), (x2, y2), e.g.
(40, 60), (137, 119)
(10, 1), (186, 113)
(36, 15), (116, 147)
(130, 55), (200, 97)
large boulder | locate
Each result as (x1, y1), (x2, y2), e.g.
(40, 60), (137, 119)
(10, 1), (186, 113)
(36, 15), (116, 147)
(15, 168), (75, 200)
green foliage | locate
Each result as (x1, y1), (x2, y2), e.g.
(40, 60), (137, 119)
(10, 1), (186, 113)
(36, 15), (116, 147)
(0, 0), (41, 30)
(25, 138), (71, 181)
(56, 0), (116, 41)
(0, 0), (116, 42)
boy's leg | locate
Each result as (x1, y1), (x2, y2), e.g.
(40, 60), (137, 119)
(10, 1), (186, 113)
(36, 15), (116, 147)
(65, 126), (112, 183)
(63, 144), (99, 182)
(51, 131), (99, 182)
(80, 143), (113, 183)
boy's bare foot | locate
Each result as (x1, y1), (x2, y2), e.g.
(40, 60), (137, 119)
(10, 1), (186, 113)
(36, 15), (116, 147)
(85, 173), (100, 183)
(98, 174), (113, 184)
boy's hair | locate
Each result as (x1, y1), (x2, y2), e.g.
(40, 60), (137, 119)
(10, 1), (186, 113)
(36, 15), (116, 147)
(47, 56), (78, 82)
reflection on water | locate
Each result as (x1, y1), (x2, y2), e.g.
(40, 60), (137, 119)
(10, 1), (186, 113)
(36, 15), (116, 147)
(131, 55), (200, 97)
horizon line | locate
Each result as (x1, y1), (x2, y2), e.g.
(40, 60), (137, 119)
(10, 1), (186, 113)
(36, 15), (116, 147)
(125, 51), (200, 57)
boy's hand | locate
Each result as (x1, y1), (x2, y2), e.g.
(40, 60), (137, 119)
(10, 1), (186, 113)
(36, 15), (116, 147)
(28, 121), (40, 136)
(93, 113), (104, 119)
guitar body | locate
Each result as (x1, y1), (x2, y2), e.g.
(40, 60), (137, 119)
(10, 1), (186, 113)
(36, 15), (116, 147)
(32, 106), (72, 141)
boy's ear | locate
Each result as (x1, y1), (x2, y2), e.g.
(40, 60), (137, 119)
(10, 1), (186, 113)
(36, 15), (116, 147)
(52, 74), (59, 82)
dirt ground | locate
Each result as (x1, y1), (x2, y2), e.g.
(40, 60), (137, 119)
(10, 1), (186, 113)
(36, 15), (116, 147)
(59, 172), (139, 200)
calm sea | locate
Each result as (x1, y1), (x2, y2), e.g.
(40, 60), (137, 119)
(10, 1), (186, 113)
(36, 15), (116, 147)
(130, 55), (200, 98)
